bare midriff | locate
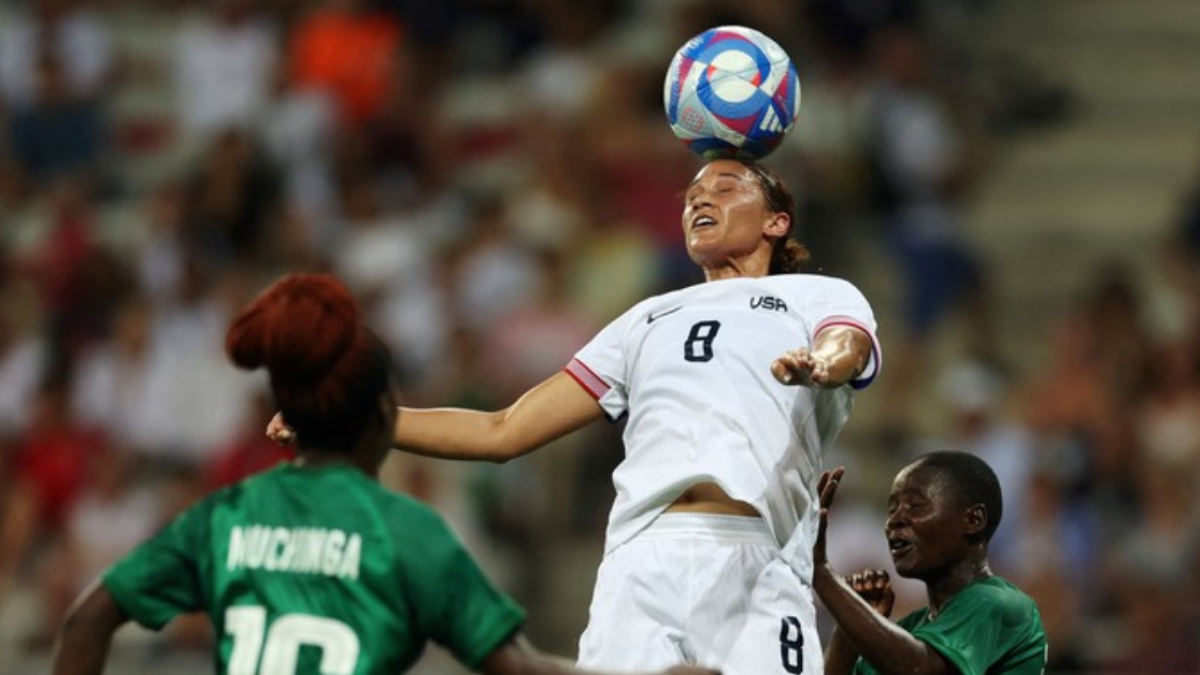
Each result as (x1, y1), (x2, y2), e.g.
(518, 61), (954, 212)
(665, 481), (760, 517)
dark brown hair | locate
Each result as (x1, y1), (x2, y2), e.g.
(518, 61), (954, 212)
(739, 160), (810, 274)
(225, 273), (393, 451)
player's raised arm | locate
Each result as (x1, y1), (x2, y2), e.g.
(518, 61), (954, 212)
(268, 371), (604, 462)
(813, 468), (931, 675)
(394, 371), (604, 462)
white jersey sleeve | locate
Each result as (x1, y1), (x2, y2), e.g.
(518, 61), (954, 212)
(563, 300), (645, 421)
(800, 276), (882, 389)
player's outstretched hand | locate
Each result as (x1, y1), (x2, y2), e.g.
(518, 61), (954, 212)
(846, 569), (895, 618)
(814, 466), (845, 567)
(771, 348), (832, 388)
(266, 412), (296, 446)
(663, 667), (721, 675)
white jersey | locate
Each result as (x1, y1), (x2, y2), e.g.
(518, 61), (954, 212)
(565, 274), (881, 583)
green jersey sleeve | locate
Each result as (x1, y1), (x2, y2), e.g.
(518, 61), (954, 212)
(904, 577), (1047, 675)
(103, 498), (214, 630)
(403, 508), (526, 669)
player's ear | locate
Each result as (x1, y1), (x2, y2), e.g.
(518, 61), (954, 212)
(764, 212), (790, 238)
(964, 503), (987, 537)
(375, 389), (396, 432)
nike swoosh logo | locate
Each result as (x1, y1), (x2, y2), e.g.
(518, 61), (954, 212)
(647, 306), (683, 324)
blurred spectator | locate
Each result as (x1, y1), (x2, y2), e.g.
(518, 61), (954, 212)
(68, 297), (158, 452)
(864, 25), (989, 430)
(568, 212), (661, 325)
(288, 0), (405, 128)
(482, 248), (595, 400)
(447, 196), (542, 331)
(361, 39), (454, 207)
(0, 380), (100, 592)
(1112, 459), (1200, 592)
(182, 127), (281, 264)
(1136, 337), (1200, 485)
(135, 266), (260, 466)
(517, 0), (607, 121)
(330, 173), (450, 381)
(6, 51), (104, 191)
(802, 0), (922, 75)
(866, 26), (984, 337)
(1096, 563), (1200, 674)
(580, 59), (699, 289)
(782, 46), (875, 277)
(0, 273), (47, 439)
(1021, 301), (1138, 536)
(128, 182), (188, 304)
(0, 0), (114, 108)
(1086, 267), (1153, 400)
(501, 115), (591, 251)
(10, 176), (129, 361)
(257, 78), (339, 235)
(1003, 465), (1092, 673)
(173, 0), (279, 141)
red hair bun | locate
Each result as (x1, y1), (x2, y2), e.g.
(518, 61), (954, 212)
(226, 273), (359, 386)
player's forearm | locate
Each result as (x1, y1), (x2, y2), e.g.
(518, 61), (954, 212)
(52, 585), (126, 675)
(395, 406), (527, 462)
(813, 565), (937, 675)
(823, 628), (861, 675)
(811, 326), (871, 387)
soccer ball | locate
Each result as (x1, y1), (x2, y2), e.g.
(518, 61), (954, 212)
(663, 26), (801, 161)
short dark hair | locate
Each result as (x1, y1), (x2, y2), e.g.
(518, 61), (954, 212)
(912, 451), (1003, 542)
(737, 160), (810, 274)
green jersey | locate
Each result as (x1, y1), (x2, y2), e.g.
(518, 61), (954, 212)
(104, 462), (525, 675)
(854, 576), (1047, 675)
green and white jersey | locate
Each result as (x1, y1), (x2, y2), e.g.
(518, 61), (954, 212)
(104, 462), (525, 675)
(854, 576), (1047, 675)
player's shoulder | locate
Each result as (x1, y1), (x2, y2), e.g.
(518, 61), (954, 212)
(604, 284), (698, 329)
(335, 478), (465, 558)
(963, 576), (1041, 626)
(761, 274), (873, 312)
(355, 478), (443, 522)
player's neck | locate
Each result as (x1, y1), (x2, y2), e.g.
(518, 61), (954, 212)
(294, 448), (383, 479)
(925, 558), (992, 617)
(703, 257), (770, 282)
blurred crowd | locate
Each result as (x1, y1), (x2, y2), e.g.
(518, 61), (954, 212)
(0, 0), (1196, 673)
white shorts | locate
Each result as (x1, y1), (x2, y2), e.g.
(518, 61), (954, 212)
(577, 513), (821, 675)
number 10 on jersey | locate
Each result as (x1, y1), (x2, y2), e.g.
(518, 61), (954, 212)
(226, 606), (360, 675)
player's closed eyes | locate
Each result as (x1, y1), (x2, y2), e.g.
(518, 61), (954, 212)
(687, 181), (741, 201)
(888, 499), (930, 517)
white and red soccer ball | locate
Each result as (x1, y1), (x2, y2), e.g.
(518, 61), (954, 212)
(664, 26), (801, 161)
